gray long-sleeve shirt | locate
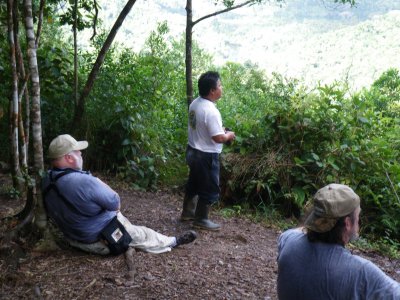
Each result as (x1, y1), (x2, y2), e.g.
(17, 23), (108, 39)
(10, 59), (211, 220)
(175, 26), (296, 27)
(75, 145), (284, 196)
(277, 229), (400, 300)
(42, 169), (120, 243)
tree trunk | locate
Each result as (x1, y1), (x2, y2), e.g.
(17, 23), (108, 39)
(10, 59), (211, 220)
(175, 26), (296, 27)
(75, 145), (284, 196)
(71, 0), (137, 135)
(7, 0), (22, 190)
(35, 0), (45, 48)
(14, 2), (28, 171)
(184, 0), (351, 108)
(185, 0), (255, 108)
(18, 78), (28, 171)
(73, 0), (79, 107)
(185, 0), (193, 109)
(24, 0), (46, 230)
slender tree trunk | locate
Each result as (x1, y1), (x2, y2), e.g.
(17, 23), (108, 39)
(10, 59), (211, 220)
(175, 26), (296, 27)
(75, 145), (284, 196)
(24, 0), (45, 230)
(72, 0), (137, 135)
(90, 0), (99, 40)
(35, 0), (45, 48)
(185, 0), (255, 108)
(18, 79), (28, 171)
(7, 0), (22, 189)
(185, 0), (193, 108)
(24, 82), (30, 156)
(73, 0), (79, 107)
(13, 2), (28, 170)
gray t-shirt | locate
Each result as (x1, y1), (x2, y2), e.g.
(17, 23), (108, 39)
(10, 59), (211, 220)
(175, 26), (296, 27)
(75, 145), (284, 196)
(277, 229), (400, 300)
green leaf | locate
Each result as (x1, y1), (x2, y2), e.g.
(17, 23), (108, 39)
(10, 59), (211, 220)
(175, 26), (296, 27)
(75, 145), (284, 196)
(122, 139), (131, 146)
(311, 153), (320, 161)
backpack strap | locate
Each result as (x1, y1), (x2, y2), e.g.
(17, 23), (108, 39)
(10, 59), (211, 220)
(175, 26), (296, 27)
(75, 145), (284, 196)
(43, 169), (75, 195)
(43, 169), (92, 217)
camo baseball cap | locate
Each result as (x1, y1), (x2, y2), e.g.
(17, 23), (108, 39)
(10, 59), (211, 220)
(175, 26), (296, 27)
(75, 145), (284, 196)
(304, 184), (360, 233)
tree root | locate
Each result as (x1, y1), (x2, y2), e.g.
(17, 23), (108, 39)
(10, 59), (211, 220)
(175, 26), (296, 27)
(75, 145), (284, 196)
(124, 247), (136, 282)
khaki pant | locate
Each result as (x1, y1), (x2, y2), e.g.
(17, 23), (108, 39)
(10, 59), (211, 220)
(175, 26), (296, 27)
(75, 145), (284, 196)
(67, 212), (176, 255)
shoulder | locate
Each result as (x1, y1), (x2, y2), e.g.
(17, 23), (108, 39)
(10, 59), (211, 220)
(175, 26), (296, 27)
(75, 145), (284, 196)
(55, 170), (97, 185)
(352, 254), (400, 295)
(279, 228), (304, 246)
(277, 228), (307, 259)
(69, 171), (99, 184)
(280, 228), (304, 239)
(189, 97), (201, 108)
(345, 250), (397, 282)
(353, 254), (390, 274)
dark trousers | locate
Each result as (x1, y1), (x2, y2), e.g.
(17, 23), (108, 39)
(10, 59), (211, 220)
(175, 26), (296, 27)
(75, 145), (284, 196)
(185, 145), (220, 205)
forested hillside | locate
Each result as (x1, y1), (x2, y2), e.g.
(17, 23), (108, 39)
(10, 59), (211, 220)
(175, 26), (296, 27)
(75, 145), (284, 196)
(91, 0), (400, 89)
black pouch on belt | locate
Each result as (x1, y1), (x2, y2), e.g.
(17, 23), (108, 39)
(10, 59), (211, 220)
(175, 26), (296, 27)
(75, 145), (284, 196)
(100, 216), (132, 255)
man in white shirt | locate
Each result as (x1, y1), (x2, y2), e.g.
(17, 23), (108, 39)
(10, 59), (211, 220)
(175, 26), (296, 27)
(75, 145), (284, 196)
(180, 71), (235, 231)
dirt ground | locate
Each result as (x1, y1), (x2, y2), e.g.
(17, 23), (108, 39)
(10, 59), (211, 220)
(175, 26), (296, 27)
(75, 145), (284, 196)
(1, 176), (400, 300)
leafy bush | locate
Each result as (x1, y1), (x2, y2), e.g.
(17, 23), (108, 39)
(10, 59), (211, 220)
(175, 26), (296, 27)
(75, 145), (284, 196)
(219, 67), (400, 240)
(81, 22), (214, 189)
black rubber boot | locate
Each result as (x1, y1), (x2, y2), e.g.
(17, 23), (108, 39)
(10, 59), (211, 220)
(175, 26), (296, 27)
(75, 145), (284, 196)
(180, 195), (198, 221)
(193, 202), (221, 231)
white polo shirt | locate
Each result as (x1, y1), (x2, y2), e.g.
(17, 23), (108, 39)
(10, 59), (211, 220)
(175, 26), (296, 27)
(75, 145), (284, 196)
(188, 97), (225, 153)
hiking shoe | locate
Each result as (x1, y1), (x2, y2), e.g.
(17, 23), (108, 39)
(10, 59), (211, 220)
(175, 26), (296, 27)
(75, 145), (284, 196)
(175, 230), (198, 247)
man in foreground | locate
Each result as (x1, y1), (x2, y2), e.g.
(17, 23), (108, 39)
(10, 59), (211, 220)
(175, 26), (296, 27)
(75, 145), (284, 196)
(180, 71), (236, 231)
(43, 134), (197, 255)
(277, 183), (400, 299)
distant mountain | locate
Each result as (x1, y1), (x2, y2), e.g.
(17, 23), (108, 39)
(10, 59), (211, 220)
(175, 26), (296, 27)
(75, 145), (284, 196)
(91, 0), (400, 90)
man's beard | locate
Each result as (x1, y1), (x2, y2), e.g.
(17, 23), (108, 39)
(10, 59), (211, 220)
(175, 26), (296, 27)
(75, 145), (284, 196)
(349, 230), (359, 242)
(77, 157), (83, 170)
(73, 154), (83, 170)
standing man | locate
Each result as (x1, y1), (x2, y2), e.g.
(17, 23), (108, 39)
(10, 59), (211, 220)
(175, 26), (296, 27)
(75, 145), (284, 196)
(277, 183), (400, 299)
(180, 71), (235, 231)
(43, 134), (197, 255)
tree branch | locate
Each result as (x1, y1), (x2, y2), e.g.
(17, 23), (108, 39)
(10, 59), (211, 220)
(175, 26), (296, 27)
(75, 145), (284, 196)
(192, 0), (254, 27)
(35, 0), (45, 48)
(386, 171), (400, 204)
(72, 0), (137, 131)
(90, 0), (99, 40)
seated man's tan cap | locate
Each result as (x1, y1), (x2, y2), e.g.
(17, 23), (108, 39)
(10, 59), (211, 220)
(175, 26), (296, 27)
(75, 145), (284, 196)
(48, 134), (88, 159)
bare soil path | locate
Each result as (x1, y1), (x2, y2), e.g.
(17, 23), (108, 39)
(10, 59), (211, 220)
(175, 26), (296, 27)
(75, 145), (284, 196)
(1, 179), (400, 299)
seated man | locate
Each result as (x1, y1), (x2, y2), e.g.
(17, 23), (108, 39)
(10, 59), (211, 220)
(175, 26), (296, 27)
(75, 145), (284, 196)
(42, 134), (197, 255)
(277, 183), (400, 299)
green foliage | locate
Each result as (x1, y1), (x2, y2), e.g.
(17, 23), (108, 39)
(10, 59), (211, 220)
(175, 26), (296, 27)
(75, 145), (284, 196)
(1, 1), (399, 244)
(214, 0), (284, 8)
(38, 41), (75, 142)
(352, 237), (400, 259)
(58, 0), (99, 31)
(219, 204), (244, 218)
(219, 64), (400, 241)
(366, 68), (400, 117)
(218, 200), (297, 232)
(5, 186), (21, 199)
(334, 0), (356, 5)
(78, 22), (214, 189)
(117, 156), (160, 191)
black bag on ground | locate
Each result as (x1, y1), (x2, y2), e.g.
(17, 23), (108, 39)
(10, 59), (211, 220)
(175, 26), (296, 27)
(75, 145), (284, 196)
(100, 216), (132, 255)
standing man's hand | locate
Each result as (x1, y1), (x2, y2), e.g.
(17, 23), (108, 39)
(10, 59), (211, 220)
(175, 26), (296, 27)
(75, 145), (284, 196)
(212, 131), (235, 144)
(224, 131), (235, 145)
